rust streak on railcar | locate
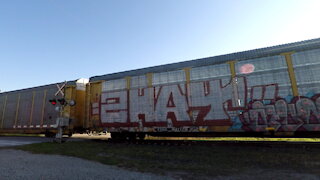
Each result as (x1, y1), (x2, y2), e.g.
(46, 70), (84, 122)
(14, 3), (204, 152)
(14, 93), (21, 127)
(1, 95), (8, 129)
(29, 91), (35, 126)
(40, 90), (47, 128)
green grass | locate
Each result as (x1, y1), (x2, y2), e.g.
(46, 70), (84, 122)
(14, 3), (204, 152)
(13, 140), (320, 178)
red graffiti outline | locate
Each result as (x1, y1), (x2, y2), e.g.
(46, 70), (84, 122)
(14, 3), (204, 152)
(99, 76), (249, 128)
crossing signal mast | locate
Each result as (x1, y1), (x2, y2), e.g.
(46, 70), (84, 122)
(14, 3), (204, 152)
(48, 81), (76, 143)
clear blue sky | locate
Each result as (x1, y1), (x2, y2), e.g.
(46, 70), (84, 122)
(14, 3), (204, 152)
(0, 0), (319, 92)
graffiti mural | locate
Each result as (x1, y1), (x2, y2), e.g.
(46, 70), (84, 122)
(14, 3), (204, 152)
(99, 76), (320, 132)
(239, 95), (320, 132)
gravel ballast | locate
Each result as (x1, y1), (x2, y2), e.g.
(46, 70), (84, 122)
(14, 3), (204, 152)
(0, 149), (173, 180)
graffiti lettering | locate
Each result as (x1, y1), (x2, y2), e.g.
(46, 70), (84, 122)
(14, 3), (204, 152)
(99, 77), (320, 132)
(240, 96), (320, 132)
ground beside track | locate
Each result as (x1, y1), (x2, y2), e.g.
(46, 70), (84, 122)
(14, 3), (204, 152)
(0, 136), (51, 147)
(6, 138), (320, 180)
(0, 149), (171, 180)
(0, 135), (89, 147)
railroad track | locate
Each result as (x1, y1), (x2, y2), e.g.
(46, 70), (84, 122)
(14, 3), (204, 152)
(98, 138), (320, 149)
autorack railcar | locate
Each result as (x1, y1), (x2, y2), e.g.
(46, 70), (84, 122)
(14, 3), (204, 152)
(0, 79), (87, 137)
(87, 38), (320, 139)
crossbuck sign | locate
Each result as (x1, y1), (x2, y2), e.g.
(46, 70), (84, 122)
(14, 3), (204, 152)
(55, 81), (67, 97)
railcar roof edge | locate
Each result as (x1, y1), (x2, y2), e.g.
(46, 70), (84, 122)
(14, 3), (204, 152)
(90, 37), (320, 82)
(0, 81), (77, 94)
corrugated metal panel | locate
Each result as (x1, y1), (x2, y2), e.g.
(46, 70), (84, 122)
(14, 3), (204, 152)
(235, 55), (292, 99)
(0, 95), (6, 128)
(3, 93), (18, 128)
(101, 90), (128, 123)
(102, 79), (126, 92)
(16, 91), (32, 128)
(292, 48), (320, 96)
(30, 90), (45, 128)
(0, 83), (65, 130)
(90, 38), (320, 82)
(130, 75), (147, 88)
(190, 63), (231, 85)
(153, 70), (185, 86)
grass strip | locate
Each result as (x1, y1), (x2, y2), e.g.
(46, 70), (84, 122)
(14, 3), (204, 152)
(13, 140), (320, 178)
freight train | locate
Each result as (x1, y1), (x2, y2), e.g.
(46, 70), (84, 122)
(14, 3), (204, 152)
(1, 38), (320, 139)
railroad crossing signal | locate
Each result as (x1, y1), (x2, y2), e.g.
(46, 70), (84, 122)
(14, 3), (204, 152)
(49, 99), (57, 105)
(55, 82), (66, 97)
(49, 98), (66, 106)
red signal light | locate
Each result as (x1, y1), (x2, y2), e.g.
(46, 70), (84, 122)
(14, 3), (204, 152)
(49, 99), (57, 105)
